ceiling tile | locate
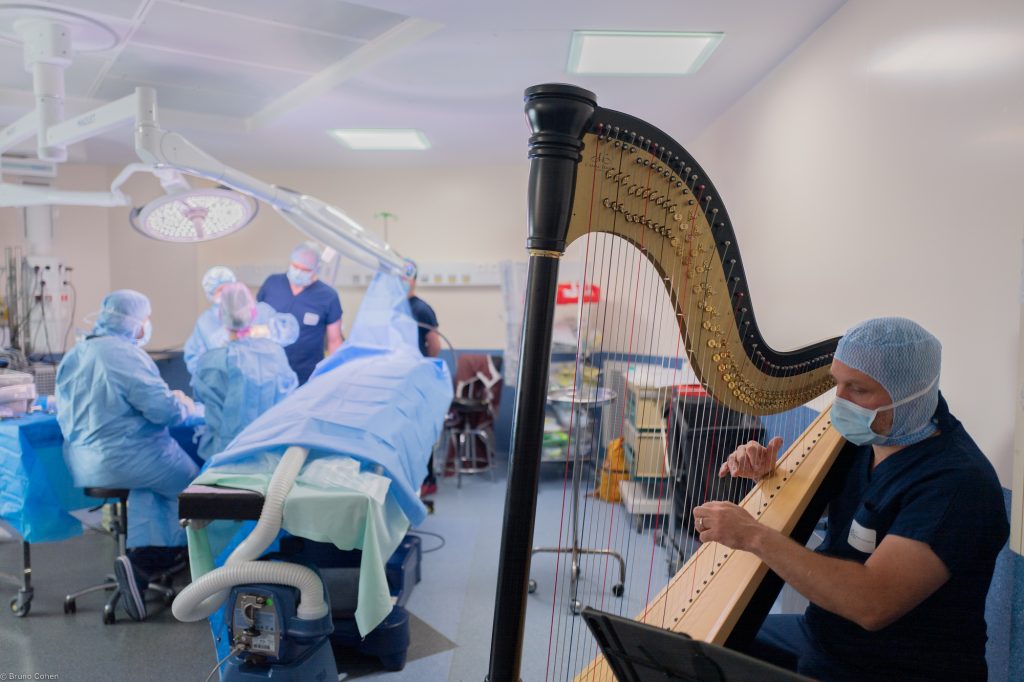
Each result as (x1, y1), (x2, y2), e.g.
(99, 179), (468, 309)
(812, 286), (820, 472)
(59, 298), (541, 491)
(105, 44), (306, 99)
(133, 2), (365, 73)
(170, 0), (407, 41)
(28, 0), (145, 21)
(94, 76), (269, 118)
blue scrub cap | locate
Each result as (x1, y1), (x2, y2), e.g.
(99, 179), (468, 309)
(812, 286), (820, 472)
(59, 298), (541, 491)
(93, 289), (151, 339)
(290, 244), (320, 273)
(834, 317), (941, 446)
(218, 282), (256, 332)
(202, 266), (236, 301)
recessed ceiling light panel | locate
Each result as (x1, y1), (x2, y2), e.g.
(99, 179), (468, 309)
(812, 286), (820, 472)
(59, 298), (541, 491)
(328, 129), (431, 151)
(568, 30), (723, 76)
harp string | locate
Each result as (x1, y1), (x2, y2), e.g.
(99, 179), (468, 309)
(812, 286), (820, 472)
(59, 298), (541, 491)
(546, 134), (607, 678)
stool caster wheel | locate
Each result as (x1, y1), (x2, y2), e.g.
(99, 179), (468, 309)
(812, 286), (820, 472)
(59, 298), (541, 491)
(570, 600), (582, 615)
(612, 583), (624, 598)
(63, 598), (77, 615)
(10, 595), (31, 617)
(528, 579), (537, 594)
(163, 592), (175, 607)
(102, 610), (116, 625)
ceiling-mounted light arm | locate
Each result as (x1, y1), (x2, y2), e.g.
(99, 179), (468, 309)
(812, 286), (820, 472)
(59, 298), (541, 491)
(0, 81), (403, 273)
(0, 91), (144, 206)
(0, 183), (128, 207)
(133, 87), (405, 274)
(46, 90), (141, 150)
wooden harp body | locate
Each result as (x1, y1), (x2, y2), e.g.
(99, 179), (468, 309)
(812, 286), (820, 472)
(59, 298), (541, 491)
(486, 84), (845, 682)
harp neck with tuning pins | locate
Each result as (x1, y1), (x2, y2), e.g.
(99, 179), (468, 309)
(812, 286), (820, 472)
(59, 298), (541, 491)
(486, 84), (847, 681)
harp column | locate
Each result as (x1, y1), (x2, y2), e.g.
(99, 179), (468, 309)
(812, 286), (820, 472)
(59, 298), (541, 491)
(486, 84), (596, 682)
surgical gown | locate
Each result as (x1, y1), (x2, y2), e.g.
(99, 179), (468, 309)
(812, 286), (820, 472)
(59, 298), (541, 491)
(191, 338), (298, 461)
(184, 302), (299, 374)
(56, 335), (199, 547)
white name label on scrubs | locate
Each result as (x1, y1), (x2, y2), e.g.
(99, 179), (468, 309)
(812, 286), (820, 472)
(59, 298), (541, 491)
(848, 519), (877, 554)
(303, 312), (320, 326)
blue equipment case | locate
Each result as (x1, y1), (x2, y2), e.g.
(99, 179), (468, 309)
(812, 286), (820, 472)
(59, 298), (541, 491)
(271, 534), (422, 671)
(221, 583), (337, 681)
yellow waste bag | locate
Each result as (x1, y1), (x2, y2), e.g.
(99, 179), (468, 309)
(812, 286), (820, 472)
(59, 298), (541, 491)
(597, 437), (629, 502)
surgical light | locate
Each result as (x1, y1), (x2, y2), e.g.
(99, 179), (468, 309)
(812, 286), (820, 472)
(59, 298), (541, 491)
(130, 187), (257, 243)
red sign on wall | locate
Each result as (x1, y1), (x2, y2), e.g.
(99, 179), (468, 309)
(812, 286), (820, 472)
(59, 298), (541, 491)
(556, 282), (601, 305)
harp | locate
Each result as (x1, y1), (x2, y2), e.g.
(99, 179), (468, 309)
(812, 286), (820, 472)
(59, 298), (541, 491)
(486, 84), (848, 681)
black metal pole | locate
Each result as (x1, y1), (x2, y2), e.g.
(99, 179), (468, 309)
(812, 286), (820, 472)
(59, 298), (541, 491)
(486, 84), (596, 682)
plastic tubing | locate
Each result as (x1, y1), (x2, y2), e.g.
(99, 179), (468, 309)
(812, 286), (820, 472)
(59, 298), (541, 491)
(172, 560), (328, 622)
(172, 446), (319, 621)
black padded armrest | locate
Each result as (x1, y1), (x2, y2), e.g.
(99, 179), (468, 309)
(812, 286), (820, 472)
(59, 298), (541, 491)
(178, 484), (265, 521)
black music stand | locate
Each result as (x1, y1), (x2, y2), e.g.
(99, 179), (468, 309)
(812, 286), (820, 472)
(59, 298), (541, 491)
(581, 607), (810, 682)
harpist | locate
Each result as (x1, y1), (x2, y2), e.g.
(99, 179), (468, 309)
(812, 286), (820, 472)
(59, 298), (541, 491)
(696, 316), (1008, 682)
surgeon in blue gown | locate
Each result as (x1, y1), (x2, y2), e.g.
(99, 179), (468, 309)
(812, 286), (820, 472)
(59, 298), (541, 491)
(185, 265), (299, 375)
(56, 289), (201, 618)
(191, 282), (298, 461)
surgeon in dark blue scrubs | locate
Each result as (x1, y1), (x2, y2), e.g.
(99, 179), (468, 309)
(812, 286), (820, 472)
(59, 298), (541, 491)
(402, 260), (442, 497)
(695, 317), (1008, 682)
(257, 244), (344, 385)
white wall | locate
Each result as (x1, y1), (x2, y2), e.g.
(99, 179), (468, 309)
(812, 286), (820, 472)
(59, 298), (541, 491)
(689, 0), (1024, 483)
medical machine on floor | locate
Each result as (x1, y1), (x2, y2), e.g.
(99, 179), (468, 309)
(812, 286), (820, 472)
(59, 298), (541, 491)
(179, 484), (424, 677)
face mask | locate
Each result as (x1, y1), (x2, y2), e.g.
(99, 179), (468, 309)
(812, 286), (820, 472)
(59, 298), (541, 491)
(831, 375), (938, 445)
(287, 266), (314, 287)
(135, 319), (153, 348)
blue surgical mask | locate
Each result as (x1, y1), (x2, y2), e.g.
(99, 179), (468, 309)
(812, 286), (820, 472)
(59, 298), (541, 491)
(287, 266), (314, 287)
(831, 375), (938, 446)
(135, 319), (152, 348)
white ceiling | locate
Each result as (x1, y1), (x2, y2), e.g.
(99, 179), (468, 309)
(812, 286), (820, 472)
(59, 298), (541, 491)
(0, 0), (847, 169)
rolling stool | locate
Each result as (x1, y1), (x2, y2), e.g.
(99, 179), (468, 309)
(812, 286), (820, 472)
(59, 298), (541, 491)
(448, 397), (496, 487)
(62, 488), (176, 624)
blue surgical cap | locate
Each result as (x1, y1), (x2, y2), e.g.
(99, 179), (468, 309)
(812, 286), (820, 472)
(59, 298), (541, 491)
(290, 244), (320, 273)
(93, 289), (151, 339)
(202, 266), (236, 301)
(834, 317), (941, 446)
(218, 282), (256, 332)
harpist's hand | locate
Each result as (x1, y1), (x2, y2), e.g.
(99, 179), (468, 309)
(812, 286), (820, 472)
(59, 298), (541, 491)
(718, 436), (782, 480)
(693, 501), (762, 551)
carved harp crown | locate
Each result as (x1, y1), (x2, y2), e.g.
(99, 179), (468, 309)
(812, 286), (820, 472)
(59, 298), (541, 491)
(526, 83), (837, 414)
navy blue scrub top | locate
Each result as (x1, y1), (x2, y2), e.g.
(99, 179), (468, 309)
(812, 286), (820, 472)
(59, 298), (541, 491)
(257, 273), (342, 385)
(408, 295), (438, 356)
(805, 393), (1008, 681)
